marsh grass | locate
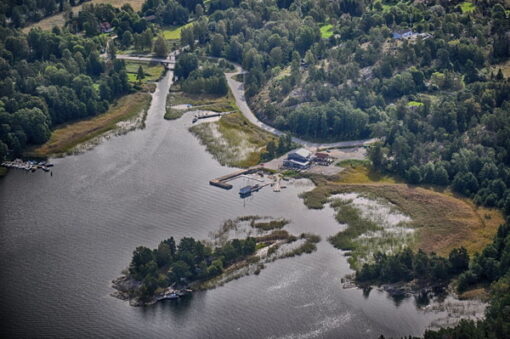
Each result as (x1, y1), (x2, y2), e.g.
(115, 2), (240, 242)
(252, 219), (290, 231)
(327, 193), (414, 270)
(30, 92), (151, 157)
(198, 217), (319, 288)
(190, 112), (276, 168)
(328, 199), (383, 251)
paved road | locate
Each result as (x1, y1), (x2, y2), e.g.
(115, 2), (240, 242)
(101, 36), (179, 67)
(225, 66), (379, 149)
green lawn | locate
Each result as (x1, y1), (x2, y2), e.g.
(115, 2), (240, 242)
(161, 22), (194, 40)
(408, 101), (424, 107)
(458, 2), (476, 14)
(320, 24), (333, 39)
(125, 61), (165, 84)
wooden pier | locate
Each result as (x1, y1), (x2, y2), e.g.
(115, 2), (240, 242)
(192, 111), (234, 123)
(209, 167), (261, 190)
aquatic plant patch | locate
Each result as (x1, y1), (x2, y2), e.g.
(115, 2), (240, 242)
(328, 193), (415, 270)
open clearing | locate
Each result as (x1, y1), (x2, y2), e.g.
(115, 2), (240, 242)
(125, 61), (165, 84)
(165, 87), (237, 120)
(31, 91), (151, 157)
(302, 162), (504, 257)
(320, 24), (334, 38)
(161, 23), (194, 40)
(22, 0), (145, 33)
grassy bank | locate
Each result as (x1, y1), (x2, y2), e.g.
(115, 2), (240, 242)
(302, 162), (504, 260)
(161, 22), (193, 40)
(0, 167), (7, 177)
(190, 112), (277, 168)
(165, 85), (238, 120)
(31, 91), (151, 157)
(125, 61), (166, 84)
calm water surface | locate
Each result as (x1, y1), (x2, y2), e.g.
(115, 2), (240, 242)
(1, 72), (453, 338)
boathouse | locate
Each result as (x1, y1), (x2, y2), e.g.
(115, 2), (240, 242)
(288, 148), (311, 163)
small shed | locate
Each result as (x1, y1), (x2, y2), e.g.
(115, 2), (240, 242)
(100, 22), (113, 33)
(392, 29), (413, 39)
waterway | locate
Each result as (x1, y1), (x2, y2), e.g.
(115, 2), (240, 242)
(0, 71), (479, 338)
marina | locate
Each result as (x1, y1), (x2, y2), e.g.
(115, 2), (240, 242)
(209, 167), (261, 189)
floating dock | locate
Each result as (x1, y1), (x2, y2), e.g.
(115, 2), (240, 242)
(239, 183), (270, 197)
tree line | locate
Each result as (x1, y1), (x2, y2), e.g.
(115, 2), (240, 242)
(0, 0), (88, 28)
(0, 26), (130, 160)
(424, 220), (510, 338)
(129, 235), (256, 299)
(356, 247), (469, 284)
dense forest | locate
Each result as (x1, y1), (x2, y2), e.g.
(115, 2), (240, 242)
(356, 247), (470, 284)
(0, 25), (131, 160)
(128, 236), (256, 299)
(0, 0), (89, 28)
(177, 0), (510, 216)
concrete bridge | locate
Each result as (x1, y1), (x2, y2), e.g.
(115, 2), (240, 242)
(114, 54), (176, 69)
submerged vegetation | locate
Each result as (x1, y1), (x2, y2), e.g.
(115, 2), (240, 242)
(327, 193), (415, 270)
(114, 216), (320, 305)
(190, 112), (277, 168)
(302, 162), (504, 258)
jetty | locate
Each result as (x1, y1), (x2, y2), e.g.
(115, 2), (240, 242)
(192, 111), (234, 123)
(1, 159), (54, 173)
(156, 288), (192, 302)
(209, 167), (261, 189)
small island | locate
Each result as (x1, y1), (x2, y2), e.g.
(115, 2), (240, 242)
(113, 216), (320, 306)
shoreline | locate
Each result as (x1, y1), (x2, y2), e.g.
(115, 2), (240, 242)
(27, 91), (153, 158)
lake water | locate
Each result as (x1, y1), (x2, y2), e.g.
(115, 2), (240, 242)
(0, 72), (475, 338)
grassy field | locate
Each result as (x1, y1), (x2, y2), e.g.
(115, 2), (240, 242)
(190, 112), (277, 168)
(320, 24), (334, 39)
(301, 162), (504, 258)
(408, 101), (424, 107)
(22, 0), (145, 33)
(458, 1), (476, 14)
(125, 61), (165, 84)
(31, 91), (151, 157)
(165, 86), (238, 120)
(486, 59), (510, 78)
(161, 22), (194, 40)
